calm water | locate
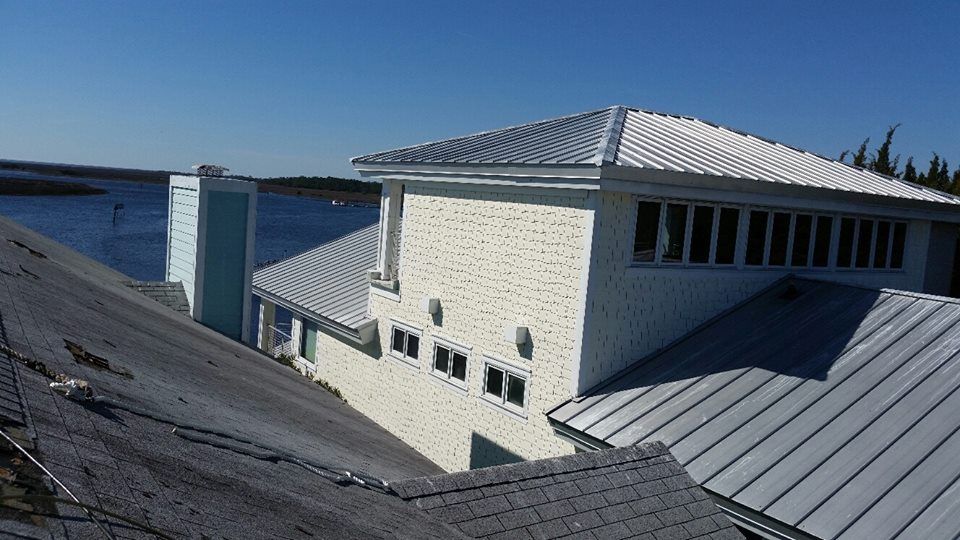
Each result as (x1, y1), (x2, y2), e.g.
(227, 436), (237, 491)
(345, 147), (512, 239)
(0, 177), (379, 281)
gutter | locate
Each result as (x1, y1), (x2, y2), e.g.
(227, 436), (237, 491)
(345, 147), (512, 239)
(252, 286), (377, 346)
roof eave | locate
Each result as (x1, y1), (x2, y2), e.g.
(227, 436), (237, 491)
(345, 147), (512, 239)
(601, 164), (960, 222)
(253, 286), (376, 345)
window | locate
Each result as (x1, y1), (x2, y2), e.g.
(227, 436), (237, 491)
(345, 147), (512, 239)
(481, 358), (529, 417)
(431, 341), (469, 389)
(299, 320), (317, 363)
(855, 219), (874, 268)
(812, 216), (833, 267)
(891, 222), (907, 269)
(791, 214), (813, 267)
(689, 205), (715, 264)
(745, 211), (769, 266)
(715, 207), (740, 265)
(390, 323), (420, 364)
(633, 201), (661, 262)
(874, 221), (892, 268)
(837, 217), (856, 268)
(768, 212), (791, 266)
(660, 203), (688, 263)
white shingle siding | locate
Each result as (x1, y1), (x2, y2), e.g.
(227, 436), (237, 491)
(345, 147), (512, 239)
(313, 185), (588, 471)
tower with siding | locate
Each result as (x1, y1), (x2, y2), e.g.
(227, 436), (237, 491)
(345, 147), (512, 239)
(166, 174), (257, 342)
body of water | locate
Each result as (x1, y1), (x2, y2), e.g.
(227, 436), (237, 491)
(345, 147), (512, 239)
(0, 177), (379, 281)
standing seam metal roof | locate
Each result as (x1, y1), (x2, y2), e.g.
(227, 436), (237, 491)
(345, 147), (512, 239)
(352, 106), (960, 206)
(252, 224), (379, 328)
(548, 278), (960, 540)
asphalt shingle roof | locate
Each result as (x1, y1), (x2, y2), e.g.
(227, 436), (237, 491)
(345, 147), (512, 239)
(392, 442), (743, 540)
(0, 215), (463, 539)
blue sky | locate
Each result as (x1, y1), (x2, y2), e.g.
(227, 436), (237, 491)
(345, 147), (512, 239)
(1, 1), (957, 179)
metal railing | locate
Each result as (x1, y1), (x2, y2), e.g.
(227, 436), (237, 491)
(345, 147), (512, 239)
(266, 325), (294, 358)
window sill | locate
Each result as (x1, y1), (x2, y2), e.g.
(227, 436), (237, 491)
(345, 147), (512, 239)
(427, 370), (469, 396)
(295, 356), (317, 374)
(478, 394), (528, 422)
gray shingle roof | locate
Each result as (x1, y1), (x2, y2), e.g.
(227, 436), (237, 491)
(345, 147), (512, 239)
(253, 223), (378, 329)
(549, 277), (960, 540)
(0, 215), (464, 539)
(392, 442), (743, 540)
(353, 106), (960, 207)
(123, 280), (191, 315)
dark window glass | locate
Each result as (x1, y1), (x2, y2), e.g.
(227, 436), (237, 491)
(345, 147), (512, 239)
(300, 322), (317, 363)
(812, 216), (833, 267)
(837, 217), (856, 267)
(391, 328), (405, 354)
(768, 212), (791, 266)
(874, 221), (891, 268)
(633, 201), (661, 262)
(715, 208), (740, 265)
(485, 366), (504, 398)
(856, 220), (874, 268)
(434, 345), (450, 374)
(891, 222), (907, 269)
(661, 203), (688, 263)
(451, 352), (467, 381)
(689, 206), (714, 264)
(791, 215), (813, 267)
(506, 374), (526, 407)
(746, 211), (769, 266)
(406, 334), (419, 359)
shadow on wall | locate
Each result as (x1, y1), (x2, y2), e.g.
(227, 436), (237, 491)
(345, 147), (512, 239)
(470, 432), (524, 469)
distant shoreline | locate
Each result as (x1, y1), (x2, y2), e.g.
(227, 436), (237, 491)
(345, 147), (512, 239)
(0, 178), (107, 196)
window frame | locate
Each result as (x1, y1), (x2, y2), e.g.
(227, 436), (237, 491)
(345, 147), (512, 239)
(387, 319), (422, 368)
(429, 335), (471, 392)
(298, 319), (318, 364)
(479, 356), (530, 419)
(628, 195), (908, 273)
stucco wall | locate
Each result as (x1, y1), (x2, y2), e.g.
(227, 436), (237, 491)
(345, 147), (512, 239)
(313, 185), (589, 471)
(576, 191), (934, 392)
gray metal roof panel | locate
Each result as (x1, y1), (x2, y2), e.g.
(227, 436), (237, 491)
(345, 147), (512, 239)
(353, 106), (960, 207)
(549, 278), (960, 540)
(253, 224), (378, 328)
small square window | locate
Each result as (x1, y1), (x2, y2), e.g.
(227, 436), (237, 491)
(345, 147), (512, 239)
(481, 359), (529, 418)
(485, 366), (504, 398)
(431, 342), (470, 389)
(389, 323), (421, 366)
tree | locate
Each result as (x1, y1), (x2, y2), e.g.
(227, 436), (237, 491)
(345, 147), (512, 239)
(869, 124), (901, 177)
(937, 159), (950, 192)
(952, 169), (960, 195)
(902, 157), (918, 184)
(852, 138), (870, 167)
(919, 153), (941, 189)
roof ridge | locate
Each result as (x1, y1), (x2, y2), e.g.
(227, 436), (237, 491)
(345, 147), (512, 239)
(351, 107), (614, 163)
(593, 105), (628, 165)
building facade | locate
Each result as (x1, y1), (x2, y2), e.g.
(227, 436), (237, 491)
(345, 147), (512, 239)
(253, 106), (960, 473)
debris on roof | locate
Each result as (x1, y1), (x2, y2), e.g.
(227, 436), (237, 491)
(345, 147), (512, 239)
(353, 106), (960, 206)
(0, 215), (463, 538)
(392, 442), (743, 540)
(550, 277), (960, 540)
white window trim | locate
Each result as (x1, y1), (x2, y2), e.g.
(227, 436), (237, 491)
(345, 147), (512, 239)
(479, 356), (530, 420)
(429, 335), (471, 392)
(387, 319), (422, 369)
(629, 195), (909, 274)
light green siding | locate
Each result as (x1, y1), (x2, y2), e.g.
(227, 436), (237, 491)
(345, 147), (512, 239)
(201, 191), (249, 340)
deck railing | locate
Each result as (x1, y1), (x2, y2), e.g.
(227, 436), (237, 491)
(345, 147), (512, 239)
(266, 325), (294, 358)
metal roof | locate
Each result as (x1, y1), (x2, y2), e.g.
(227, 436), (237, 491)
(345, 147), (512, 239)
(353, 106), (960, 207)
(253, 224), (378, 329)
(549, 278), (960, 540)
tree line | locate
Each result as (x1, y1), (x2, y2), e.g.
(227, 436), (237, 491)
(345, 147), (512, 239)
(838, 125), (960, 194)
(235, 175), (382, 195)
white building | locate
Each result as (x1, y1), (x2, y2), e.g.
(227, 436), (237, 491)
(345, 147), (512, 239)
(253, 106), (960, 476)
